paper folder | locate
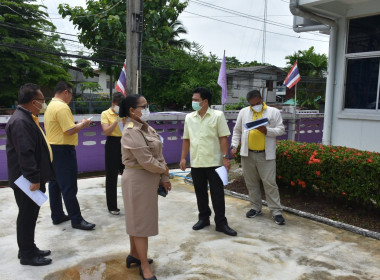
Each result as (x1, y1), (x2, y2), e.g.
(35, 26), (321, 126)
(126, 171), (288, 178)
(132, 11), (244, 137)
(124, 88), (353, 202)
(243, 117), (269, 131)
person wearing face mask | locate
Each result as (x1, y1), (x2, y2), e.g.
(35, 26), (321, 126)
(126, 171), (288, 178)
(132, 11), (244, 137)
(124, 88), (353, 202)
(231, 90), (286, 225)
(180, 87), (237, 237)
(118, 94), (170, 280)
(44, 81), (95, 230)
(100, 92), (126, 215)
(6, 83), (54, 266)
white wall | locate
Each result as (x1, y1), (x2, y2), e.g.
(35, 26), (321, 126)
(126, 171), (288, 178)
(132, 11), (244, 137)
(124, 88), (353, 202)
(98, 72), (109, 93)
(330, 7), (380, 152)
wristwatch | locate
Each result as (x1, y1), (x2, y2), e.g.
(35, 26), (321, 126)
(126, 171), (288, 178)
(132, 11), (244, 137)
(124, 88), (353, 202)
(223, 154), (229, 159)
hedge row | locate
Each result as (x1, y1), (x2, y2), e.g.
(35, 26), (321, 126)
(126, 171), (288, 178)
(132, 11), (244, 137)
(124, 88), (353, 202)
(276, 141), (380, 208)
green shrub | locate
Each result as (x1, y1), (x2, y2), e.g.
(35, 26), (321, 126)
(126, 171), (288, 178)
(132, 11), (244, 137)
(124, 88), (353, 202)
(276, 140), (380, 208)
(225, 97), (248, 110)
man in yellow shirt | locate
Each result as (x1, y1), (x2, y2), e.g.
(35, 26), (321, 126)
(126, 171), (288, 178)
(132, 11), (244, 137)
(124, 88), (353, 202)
(44, 81), (95, 230)
(100, 92), (125, 215)
(180, 87), (237, 236)
(231, 90), (286, 225)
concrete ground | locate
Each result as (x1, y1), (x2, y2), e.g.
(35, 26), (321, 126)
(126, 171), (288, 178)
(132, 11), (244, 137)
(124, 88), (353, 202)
(0, 172), (379, 280)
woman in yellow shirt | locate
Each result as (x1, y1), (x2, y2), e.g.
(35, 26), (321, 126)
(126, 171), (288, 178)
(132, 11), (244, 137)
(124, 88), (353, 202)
(100, 92), (125, 215)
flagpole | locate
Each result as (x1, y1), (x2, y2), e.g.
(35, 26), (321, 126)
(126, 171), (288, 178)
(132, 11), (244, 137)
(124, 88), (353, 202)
(294, 83), (297, 140)
(222, 50), (225, 109)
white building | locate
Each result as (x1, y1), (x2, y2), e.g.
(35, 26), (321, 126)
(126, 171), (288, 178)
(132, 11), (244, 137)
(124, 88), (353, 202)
(227, 66), (286, 104)
(290, 0), (380, 152)
(96, 70), (117, 95)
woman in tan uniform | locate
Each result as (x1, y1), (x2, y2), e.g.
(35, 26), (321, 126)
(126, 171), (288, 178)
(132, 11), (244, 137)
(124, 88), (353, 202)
(119, 94), (171, 280)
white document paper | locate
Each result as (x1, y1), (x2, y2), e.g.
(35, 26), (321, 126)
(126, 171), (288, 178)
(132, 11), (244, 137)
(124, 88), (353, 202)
(118, 121), (124, 132)
(14, 175), (48, 206)
(215, 166), (229, 186)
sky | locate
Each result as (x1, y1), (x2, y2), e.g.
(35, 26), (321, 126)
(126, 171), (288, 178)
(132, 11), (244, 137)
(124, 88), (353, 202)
(36, 0), (330, 68)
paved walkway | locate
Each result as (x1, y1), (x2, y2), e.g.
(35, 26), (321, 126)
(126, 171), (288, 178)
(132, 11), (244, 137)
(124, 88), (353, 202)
(0, 175), (379, 280)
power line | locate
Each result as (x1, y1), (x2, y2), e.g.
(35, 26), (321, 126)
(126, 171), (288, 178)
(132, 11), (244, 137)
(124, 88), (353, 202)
(183, 11), (328, 43)
(65, 0), (123, 18)
(190, 0), (292, 29)
(189, 0), (327, 38)
(0, 22), (125, 56)
(0, 4), (29, 18)
(0, 43), (124, 65)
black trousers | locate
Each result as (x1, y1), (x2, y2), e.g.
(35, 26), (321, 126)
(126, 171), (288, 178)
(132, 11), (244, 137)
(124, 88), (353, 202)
(13, 186), (40, 258)
(49, 145), (82, 225)
(191, 167), (227, 226)
(105, 136), (124, 211)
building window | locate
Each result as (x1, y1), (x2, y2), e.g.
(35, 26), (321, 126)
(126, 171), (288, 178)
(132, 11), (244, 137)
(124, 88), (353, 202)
(227, 77), (233, 90)
(344, 15), (380, 111)
(347, 15), (380, 54)
(106, 80), (114, 89)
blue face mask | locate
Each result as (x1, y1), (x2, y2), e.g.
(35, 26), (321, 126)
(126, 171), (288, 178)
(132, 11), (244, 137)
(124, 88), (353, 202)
(192, 101), (202, 111)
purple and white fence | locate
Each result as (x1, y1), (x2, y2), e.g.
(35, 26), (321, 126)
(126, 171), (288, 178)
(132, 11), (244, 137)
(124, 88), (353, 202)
(0, 112), (323, 181)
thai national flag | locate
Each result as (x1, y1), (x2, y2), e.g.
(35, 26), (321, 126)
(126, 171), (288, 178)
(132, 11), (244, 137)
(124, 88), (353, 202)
(284, 61), (301, 89)
(115, 63), (127, 96)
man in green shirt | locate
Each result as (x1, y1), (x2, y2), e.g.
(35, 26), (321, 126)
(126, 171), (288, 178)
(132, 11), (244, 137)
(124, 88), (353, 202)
(180, 87), (237, 236)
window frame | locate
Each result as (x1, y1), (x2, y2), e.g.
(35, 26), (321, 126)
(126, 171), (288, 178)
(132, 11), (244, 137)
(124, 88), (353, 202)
(342, 16), (380, 114)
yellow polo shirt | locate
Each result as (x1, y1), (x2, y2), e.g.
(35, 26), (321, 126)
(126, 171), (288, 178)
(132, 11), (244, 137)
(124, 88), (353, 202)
(248, 102), (267, 151)
(44, 97), (78, 146)
(32, 115), (53, 162)
(101, 108), (122, 137)
(183, 107), (231, 167)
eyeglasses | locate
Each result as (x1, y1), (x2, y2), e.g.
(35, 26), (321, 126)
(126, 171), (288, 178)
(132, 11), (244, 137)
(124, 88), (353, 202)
(136, 105), (149, 109)
(33, 98), (45, 102)
(66, 89), (73, 94)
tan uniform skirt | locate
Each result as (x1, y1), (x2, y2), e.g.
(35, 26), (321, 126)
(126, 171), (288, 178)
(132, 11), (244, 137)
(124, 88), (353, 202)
(121, 168), (160, 237)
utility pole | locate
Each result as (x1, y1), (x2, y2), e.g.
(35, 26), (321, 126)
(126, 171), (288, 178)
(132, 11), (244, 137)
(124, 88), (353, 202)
(262, 0), (267, 64)
(126, 0), (143, 95)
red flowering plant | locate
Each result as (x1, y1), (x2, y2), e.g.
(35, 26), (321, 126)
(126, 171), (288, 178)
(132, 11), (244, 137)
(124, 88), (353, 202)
(276, 140), (380, 208)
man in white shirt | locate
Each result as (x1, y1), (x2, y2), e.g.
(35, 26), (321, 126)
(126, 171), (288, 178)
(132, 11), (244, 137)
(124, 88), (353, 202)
(231, 90), (286, 225)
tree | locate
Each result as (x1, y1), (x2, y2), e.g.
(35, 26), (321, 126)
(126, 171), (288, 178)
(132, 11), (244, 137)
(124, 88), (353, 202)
(142, 43), (221, 109)
(285, 47), (327, 109)
(80, 82), (102, 100)
(58, 0), (190, 78)
(75, 52), (94, 78)
(0, 0), (71, 106)
(226, 56), (241, 68)
(168, 20), (191, 50)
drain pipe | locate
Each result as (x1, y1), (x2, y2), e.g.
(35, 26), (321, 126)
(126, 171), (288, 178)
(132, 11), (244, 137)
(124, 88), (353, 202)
(289, 0), (337, 145)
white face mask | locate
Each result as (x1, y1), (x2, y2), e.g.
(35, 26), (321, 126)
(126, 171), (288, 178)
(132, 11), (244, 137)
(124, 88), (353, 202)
(140, 108), (150, 121)
(114, 105), (119, 114)
(252, 104), (263, 112)
(34, 100), (47, 114)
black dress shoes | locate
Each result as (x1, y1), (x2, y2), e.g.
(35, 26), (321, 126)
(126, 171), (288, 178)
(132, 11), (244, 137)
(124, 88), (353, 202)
(215, 224), (237, 236)
(139, 266), (157, 280)
(192, 219), (210, 230)
(53, 214), (70, 225)
(18, 249), (51, 259)
(20, 255), (52, 266)
(126, 255), (153, 268)
(72, 219), (95, 230)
